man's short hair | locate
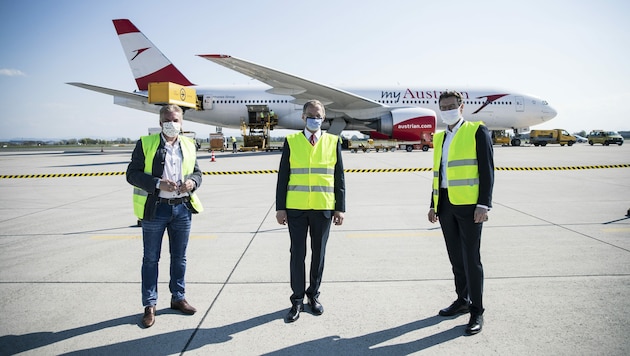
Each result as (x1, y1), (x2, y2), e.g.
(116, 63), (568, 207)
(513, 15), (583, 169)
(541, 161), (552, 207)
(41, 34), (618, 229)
(159, 104), (183, 121)
(303, 100), (326, 116)
(438, 90), (463, 105)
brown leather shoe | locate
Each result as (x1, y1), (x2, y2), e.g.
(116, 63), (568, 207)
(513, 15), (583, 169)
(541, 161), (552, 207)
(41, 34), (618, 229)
(170, 299), (197, 315)
(142, 306), (156, 328)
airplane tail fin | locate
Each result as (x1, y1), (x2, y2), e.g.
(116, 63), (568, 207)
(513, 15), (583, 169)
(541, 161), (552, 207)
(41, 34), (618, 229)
(112, 19), (194, 91)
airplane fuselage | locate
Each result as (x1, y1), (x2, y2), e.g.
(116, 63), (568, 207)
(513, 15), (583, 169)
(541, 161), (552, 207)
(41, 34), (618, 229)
(116, 86), (556, 134)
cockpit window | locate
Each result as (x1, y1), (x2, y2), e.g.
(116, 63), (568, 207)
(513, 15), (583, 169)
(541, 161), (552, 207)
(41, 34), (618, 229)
(542, 100), (548, 105)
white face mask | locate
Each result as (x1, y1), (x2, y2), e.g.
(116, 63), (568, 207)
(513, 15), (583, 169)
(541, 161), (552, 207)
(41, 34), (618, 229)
(440, 108), (461, 125)
(305, 117), (323, 132)
(162, 121), (181, 138)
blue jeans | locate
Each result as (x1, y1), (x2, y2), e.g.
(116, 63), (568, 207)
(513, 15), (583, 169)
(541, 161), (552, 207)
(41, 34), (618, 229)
(141, 202), (192, 307)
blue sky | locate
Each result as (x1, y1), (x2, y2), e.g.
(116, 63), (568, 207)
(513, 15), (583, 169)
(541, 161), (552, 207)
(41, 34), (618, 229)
(1, 0), (629, 140)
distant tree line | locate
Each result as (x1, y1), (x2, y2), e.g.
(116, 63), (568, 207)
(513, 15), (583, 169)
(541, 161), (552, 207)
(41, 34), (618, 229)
(1, 137), (135, 146)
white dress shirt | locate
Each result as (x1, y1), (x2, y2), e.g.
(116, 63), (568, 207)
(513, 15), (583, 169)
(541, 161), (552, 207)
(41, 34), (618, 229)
(158, 135), (187, 199)
(440, 119), (463, 188)
(303, 129), (320, 144)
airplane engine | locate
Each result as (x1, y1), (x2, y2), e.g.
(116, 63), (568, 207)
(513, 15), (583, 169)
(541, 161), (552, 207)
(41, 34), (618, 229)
(367, 107), (436, 141)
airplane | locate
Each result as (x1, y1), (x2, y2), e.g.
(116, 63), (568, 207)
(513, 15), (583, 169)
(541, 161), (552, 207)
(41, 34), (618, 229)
(68, 19), (558, 147)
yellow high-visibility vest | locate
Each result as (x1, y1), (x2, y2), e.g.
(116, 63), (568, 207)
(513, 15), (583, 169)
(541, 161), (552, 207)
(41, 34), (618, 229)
(285, 132), (339, 210)
(432, 121), (481, 212)
(132, 134), (203, 219)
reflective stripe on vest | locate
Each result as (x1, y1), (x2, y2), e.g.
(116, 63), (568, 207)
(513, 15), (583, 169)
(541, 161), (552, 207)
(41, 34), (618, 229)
(132, 134), (203, 219)
(285, 132), (339, 210)
(432, 121), (482, 211)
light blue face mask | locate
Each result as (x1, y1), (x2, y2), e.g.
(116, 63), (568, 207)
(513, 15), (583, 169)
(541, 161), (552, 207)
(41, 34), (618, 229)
(306, 117), (323, 131)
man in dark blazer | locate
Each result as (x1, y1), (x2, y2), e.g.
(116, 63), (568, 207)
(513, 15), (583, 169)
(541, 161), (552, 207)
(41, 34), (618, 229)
(276, 99), (346, 323)
(127, 104), (203, 328)
(428, 90), (494, 335)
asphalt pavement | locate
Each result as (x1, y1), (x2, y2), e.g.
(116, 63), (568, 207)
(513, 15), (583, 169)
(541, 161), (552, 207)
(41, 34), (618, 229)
(0, 143), (629, 355)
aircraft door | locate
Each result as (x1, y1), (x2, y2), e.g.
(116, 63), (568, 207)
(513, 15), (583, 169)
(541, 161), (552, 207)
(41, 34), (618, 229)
(515, 96), (524, 112)
(201, 95), (214, 110)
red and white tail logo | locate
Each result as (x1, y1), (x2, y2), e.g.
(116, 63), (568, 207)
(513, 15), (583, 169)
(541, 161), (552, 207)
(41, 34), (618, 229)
(112, 19), (194, 91)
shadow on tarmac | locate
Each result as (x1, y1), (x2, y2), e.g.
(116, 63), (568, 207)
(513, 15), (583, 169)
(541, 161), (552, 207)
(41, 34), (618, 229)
(1, 309), (286, 355)
(0, 314), (138, 355)
(264, 315), (464, 355)
(0, 311), (466, 355)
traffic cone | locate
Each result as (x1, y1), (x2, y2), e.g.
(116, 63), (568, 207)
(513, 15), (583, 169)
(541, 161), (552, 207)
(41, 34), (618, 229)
(210, 150), (216, 162)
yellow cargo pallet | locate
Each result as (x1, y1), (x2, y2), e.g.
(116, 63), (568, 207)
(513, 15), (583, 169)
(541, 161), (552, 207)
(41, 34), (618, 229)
(148, 82), (197, 109)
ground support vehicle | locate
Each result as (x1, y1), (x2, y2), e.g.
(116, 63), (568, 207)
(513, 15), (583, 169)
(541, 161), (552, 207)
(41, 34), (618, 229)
(371, 140), (397, 152)
(529, 129), (576, 146)
(491, 130), (511, 146)
(397, 130), (434, 152)
(347, 139), (373, 153)
(587, 130), (624, 146)
(347, 139), (397, 153)
(208, 132), (225, 152)
(239, 105), (280, 152)
(398, 135), (433, 152)
(397, 142), (431, 152)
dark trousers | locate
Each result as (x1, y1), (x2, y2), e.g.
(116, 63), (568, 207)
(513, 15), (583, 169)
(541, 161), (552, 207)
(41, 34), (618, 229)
(438, 189), (485, 314)
(286, 209), (332, 304)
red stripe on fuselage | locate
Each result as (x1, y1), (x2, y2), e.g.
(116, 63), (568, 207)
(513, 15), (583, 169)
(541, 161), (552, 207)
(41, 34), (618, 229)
(472, 94), (509, 114)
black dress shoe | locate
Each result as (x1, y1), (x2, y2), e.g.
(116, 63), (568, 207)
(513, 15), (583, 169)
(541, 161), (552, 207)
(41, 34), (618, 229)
(465, 313), (483, 335)
(438, 301), (470, 316)
(308, 297), (324, 315)
(285, 303), (303, 323)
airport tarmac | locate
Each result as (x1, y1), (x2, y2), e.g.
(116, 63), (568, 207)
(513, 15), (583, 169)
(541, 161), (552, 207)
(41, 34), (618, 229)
(1, 143), (629, 355)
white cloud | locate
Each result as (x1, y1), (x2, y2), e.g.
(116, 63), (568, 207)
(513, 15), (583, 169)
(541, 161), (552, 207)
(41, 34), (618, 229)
(0, 69), (26, 77)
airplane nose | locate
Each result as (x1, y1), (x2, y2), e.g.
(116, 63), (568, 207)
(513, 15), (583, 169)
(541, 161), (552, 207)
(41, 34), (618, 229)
(543, 103), (557, 120)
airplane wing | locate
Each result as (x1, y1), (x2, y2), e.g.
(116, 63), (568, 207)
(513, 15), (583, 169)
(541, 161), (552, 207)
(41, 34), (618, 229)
(197, 54), (384, 113)
(66, 82), (149, 102)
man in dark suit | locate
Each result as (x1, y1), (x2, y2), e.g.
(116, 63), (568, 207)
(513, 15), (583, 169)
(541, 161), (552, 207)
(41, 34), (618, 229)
(428, 90), (494, 335)
(276, 99), (346, 323)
